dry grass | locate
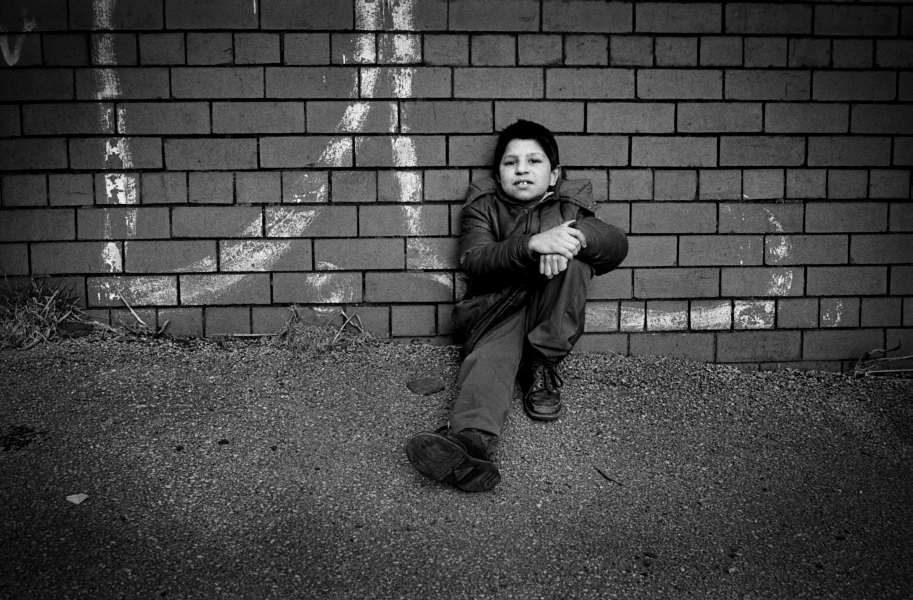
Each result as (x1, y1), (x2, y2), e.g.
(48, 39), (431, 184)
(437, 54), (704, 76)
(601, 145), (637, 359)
(0, 278), (86, 350)
(270, 306), (378, 356)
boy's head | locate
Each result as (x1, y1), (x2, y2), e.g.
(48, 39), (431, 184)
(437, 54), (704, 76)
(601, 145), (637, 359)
(494, 120), (562, 202)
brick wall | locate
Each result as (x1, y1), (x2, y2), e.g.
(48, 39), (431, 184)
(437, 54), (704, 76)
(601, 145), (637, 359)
(1, 0), (911, 372)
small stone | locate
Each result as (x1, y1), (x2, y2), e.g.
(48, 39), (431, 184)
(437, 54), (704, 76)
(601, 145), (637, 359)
(66, 493), (89, 505)
(406, 377), (445, 395)
(217, 439), (229, 445)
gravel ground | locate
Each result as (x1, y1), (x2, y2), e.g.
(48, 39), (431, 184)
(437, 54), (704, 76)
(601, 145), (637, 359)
(1, 335), (911, 600)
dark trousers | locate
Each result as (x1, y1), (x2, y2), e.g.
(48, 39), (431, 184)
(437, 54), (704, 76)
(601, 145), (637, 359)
(449, 259), (593, 441)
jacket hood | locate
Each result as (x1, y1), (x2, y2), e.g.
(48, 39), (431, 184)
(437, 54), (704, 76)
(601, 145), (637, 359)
(463, 177), (597, 213)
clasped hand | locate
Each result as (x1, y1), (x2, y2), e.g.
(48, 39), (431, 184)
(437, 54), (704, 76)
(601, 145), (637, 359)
(528, 220), (587, 279)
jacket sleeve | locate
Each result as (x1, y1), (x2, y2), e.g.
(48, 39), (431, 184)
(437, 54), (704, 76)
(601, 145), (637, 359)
(571, 213), (629, 276)
(459, 200), (537, 279)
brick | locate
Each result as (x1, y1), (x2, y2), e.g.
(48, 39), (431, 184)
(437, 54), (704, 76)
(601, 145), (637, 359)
(833, 40), (873, 69)
(401, 101), (491, 134)
(172, 206), (261, 238)
(638, 69), (722, 100)
(765, 235), (848, 265)
(87, 276), (176, 307)
(788, 38), (830, 68)
(89, 33), (137, 66)
(700, 36), (742, 67)
(632, 137), (716, 168)
(76, 68), (169, 100)
(743, 169), (783, 200)
(361, 67), (451, 98)
(744, 37), (786, 68)
(588, 268), (632, 299)
(496, 102), (584, 133)
(407, 237), (460, 270)
(0, 209), (72, 242)
(718, 331), (800, 362)
(630, 333), (715, 361)
(166, 0), (257, 29)
(566, 35), (608, 66)
(813, 72), (895, 102)
(827, 170), (868, 200)
(331, 33), (376, 65)
(691, 299), (731, 330)
(655, 37), (697, 67)
(681, 235), (763, 266)
(809, 137), (891, 168)
(720, 267), (804, 296)
(116, 102), (210, 135)
(449, 0), (539, 32)
(877, 40), (913, 68)
(808, 267), (887, 296)
(392, 305), (436, 337)
(0, 244), (28, 275)
(187, 32), (233, 66)
(220, 240), (313, 272)
(870, 170), (911, 199)
(861, 297), (902, 328)
(610, 36), (653, 67)
(618, 301), (644, 331)
(588, 103), (673, 134)
(448, 135), (497, 167)
(261, 0), (351, 29)
(424, 35), (469, 66)
(653, 170), (696, 201)
(804, 329), (884, 362)
(547, 68), (634, 100)
(720, 137), (804, 167)
(212, 102), (303, 134)
(360, 205), (448, 237)
(172, 67), (263, 99)
(92, 173), (140, 206)
(609, 169), (652, 201)
(355, 136), (446, 167)
(262, 137), (352, 169)
(78, 207), (169, 240)
(725, 70), (809, 101)
(378, 171), (423, 203)
(284, 34), (329, 65)
(472, 35), (515, 66)
(425, 170), (469, 201)
(819, 297), (860, 328)
(2, 175), (47, 207)
(188, 172), (233, 204)
(726, 4), (812, 35)
(595, 203), (629, 232)
(366, 272), (452, 302)
(632, 202), (714, 234)
(266, 206), (356, 238)
(891, 203), (913, 232)
(331, 171), (376, 203)
(815, 6), (898, 37)
(455, 68), (542, 99)
(623, 236), (676, 267)
(235, 33), (280, 65)
(181, 274), (270, 305)
(568, 170), (608, 202)
(43, 34), (90, 66)
(70, 0), (162, 29)
(852, 105), (913, 135)
(125, 241), (217, 273)
(139, 33), (185, 65)
(205, 307), (250, 336)
(31, 241), (121, 274)
(851, 234), (913, 265)
(584, 302), (619, 333)
(699, 170), (740, 200)
(235, 172), (280, 205)
(806, 203), (887, 234)
(720, 203), (803, 233)
(635, 268), (718, 298)
(646, 301), (688, 331)
(896, 138), (913, 167)
(0, 69), (72, 102)
(22, 103), (113, 136)
(0, 139), (68, 171)
(765, 103), (848, 134)
(49, 175), (93, 207)
(251, 306), (289, 335)
(0, 105), (20, 137)
(637, 3), (721, 34)
(556, 136), (628, 167)
(543, 1), (632, 33)
(356, 0), (447, 31)
(678, 102), (761, 133)
(379, 34), (427, 66)
(733, 299), (775, 329)
(68, 138), (161, 170)
(777, 298), (818, 329)
(166, 139), (256, 171)
(786, 169), (826, 199)
(891, 266), (913, 295)
(142, 173), (188, 205)
(906, 298), (913, 326)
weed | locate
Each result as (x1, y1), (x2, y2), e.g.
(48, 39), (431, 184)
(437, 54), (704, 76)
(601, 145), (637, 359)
(271, 306), (377, 356)
(0, 278), (86, 350)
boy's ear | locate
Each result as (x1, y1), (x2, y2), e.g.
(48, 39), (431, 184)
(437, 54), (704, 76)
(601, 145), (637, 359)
(550, 165), (561, 186)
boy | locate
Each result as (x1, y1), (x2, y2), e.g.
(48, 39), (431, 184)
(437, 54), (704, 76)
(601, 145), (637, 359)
(406, 120), (629, 492)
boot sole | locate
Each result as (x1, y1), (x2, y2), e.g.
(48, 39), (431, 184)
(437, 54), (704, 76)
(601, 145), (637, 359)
(405, 432), (501, 493)
(523, 397), (561, 421)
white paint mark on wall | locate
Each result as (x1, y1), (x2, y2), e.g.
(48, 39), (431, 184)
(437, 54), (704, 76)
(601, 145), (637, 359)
(427, 272), (453, 291)
(768, 269), (795, 296)
(734, 300), (775, 329)
(101, 242), (122, 272)
(691, 301), (731, 330)
(821, 299), (844, 327)
(647, 307), (688, 331)
(584, 303), (619, 333)
(0, 16), (37, 66)
(94, 277), (177, 305)
(620, 303), (645, 332)
(306, 273), (359, 303)
(183, 256), (218, 273)
(268, 208), (319, 238)
(182, 274), (250, 305)
(222, 241), (289, 272)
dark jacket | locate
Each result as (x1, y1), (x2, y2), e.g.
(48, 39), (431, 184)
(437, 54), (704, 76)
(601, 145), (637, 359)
(452, 176), (628, 355)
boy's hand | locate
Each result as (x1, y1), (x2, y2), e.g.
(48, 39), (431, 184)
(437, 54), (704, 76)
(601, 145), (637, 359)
(528, 220), (587, 260)
(539, 253), (569, 278)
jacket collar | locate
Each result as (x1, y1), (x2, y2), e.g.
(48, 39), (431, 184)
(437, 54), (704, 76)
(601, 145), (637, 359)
(463, 176), (597, 212)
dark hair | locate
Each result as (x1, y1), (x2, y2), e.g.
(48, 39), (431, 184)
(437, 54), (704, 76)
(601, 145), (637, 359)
(492, 119), (560, 171)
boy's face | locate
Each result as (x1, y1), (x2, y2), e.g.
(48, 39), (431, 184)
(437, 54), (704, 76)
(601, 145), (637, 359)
(498, 138), (560, 202)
